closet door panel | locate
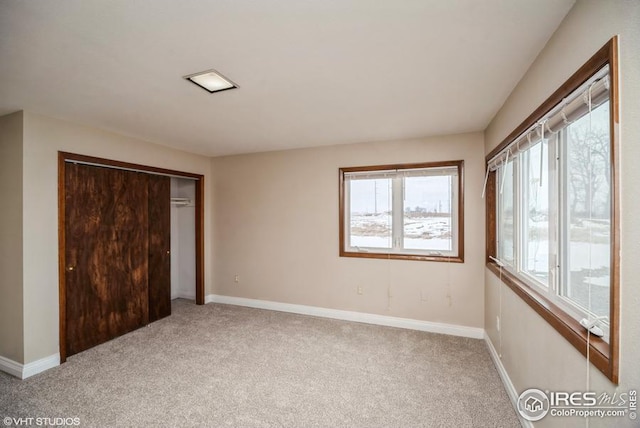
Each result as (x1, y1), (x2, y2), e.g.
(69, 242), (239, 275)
(148, 175), (171, 322)
(65, 164), (150, 357)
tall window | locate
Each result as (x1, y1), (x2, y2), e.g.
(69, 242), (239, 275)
(497, 160), (515, 267)
(521, 140), (551, 286)
(487, 38), (619, 383)
(340, 161), (464, 262)
(559, 103), (611, 322)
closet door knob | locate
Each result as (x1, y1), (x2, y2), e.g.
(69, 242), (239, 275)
(67, 265), (75, 272)
(166, 250), (170, 255)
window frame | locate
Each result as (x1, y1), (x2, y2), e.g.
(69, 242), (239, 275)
(339, 160), (464, 263)
(485, 37), (619, 383)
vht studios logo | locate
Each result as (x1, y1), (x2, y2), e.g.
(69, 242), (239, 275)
(517, 388), (637, 421)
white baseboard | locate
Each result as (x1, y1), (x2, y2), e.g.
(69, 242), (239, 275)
(205, 294), (484, 339)
(22, 354), (60, 379)
(484, 333), (531, 428)
(0, 353), (60, 380)
(0, 355), (22, 378)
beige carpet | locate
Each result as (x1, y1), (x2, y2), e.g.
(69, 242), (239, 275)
(0, 300), (519, 427)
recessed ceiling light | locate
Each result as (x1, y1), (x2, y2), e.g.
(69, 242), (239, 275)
(184, 69), (238, 93)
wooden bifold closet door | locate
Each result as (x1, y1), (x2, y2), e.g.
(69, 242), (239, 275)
(64, 163), (170, 357)
(147, 174), (171, 323)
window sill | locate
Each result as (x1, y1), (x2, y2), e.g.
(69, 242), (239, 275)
(341, 250), (463, 263)
(486, 261), (616, 384)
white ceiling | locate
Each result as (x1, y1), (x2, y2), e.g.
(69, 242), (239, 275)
(0, 0), (574, 156)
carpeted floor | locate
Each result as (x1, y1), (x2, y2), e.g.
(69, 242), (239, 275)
(0, 300), (520, 427)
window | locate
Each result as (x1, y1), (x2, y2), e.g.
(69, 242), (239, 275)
(496, 99), (611, 323)
(521, 139), (551, 286)
(340, 161), (463, 262)
(559, 104), (611, 322)
(497, 159), (515, 267)
(487, 38), (619, 383)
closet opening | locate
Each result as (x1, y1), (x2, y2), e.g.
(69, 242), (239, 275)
(170, 177), (197, 303)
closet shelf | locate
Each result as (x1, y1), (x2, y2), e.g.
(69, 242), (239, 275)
(170, 197), (193, 207)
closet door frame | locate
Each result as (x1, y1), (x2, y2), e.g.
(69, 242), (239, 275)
(57, 151), (205, 363)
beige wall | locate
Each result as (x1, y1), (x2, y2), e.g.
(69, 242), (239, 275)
(19, 112), (214, 363)
(212, 133), (486, 328)
(0, 112), (24, 363)
(484, 1), (640, 427)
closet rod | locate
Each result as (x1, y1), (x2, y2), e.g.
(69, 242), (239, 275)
(65, 159), (199, 180)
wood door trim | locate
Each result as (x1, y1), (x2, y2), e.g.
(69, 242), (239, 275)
(195, 179), (205, 305)
(58, 152), (206, 363)
(57, 154), (67, 363)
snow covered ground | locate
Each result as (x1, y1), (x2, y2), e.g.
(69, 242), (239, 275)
(349, 213), (452, 251)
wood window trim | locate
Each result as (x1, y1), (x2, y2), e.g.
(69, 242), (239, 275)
(485, 37), (620, 384)
(339, 160), (464, 263)
(58, 151), (206, 363)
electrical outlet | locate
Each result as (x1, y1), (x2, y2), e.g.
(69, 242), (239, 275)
(420, 291), (428, 302)
(234, 275), (239, 283)
(496, 316), (500, 332)
(357, 285), (363, 295)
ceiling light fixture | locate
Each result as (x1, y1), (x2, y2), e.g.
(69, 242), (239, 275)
(184, 69), (238, 93)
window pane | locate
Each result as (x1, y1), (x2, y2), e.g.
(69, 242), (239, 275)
(403, 176), (453, 251)
(349, 178), (392, 248)
(498, 161), (515, 266)
(522, 141), (550, 285)
(562, 101), (611, 319)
